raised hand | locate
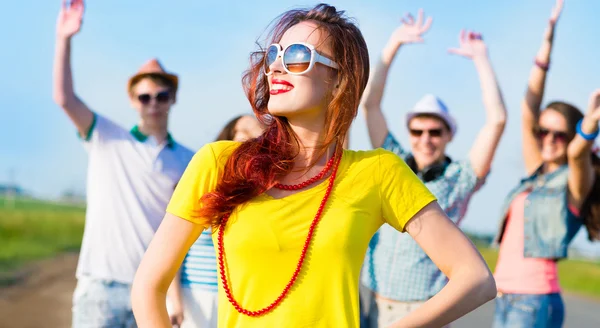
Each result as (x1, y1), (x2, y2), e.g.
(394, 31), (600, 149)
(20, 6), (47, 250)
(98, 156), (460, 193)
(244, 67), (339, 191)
(586, 89), (600, 122)
(543, 0), (564, 41)
(56, 0), (85, 39)
(388, 9), (433, 47)
(448, 29), (488, 60)
(549, 0), (564, 25)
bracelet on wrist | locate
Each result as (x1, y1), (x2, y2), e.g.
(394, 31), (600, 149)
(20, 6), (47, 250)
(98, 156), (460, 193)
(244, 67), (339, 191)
(576, 119), (599, 141)
(534, 58), (550, 71)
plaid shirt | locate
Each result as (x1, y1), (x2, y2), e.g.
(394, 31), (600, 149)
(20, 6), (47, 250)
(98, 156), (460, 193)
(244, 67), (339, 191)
(361, 132), (484, 301)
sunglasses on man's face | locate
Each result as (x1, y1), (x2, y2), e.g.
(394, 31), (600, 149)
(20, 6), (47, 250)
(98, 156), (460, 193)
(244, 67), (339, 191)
(409, 128), (444, 138)
(535, 128), (569, 143)
(264, 42), (339, 76)
(137, 91), (171, 105)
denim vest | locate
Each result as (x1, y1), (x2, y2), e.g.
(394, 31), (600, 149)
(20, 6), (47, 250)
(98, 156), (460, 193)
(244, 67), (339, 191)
(493, 165), (582, 260)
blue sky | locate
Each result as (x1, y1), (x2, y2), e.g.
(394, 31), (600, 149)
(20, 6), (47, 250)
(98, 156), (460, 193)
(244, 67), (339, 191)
(1, 0), (599, 253)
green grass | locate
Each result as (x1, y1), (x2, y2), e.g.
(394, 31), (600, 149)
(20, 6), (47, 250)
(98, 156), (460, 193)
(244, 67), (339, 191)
(478, 247), (600, 300)
(0, 197), (85, 278)
(1, 197), (599, 300)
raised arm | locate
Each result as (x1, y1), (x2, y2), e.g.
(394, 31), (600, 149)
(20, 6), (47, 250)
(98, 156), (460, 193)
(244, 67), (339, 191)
(567, 90), (600, 208)
(132, 213), (204, 328)
(53, 0), (94, 138)
(361, 9), (432, 148)
(449, 30), (507, 179)
(522, 0), (564, 174)
(392, 202), (496, 327)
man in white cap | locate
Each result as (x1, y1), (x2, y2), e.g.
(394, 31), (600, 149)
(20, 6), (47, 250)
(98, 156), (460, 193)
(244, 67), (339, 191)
(359, 10), (507, 328)
(53, 1), (193, 326)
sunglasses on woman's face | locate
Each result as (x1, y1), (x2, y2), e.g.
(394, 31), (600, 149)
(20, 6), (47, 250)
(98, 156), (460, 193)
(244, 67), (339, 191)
(535, 127), (569, 143)
(409, 128), (444, 138)
(264, 42), (339, 76)
(137, 91), (171, 105)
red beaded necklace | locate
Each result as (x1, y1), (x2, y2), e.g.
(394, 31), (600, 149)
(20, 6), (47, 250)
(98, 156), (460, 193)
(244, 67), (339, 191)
(274, 155), (335, 190)
(217, 154), (341, 317)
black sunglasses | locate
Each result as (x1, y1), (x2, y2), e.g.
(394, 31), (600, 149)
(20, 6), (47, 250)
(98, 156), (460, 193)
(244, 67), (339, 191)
(409, 128), (444, 138)
(535, 128), (569, 143)
(137, 91), (171, 105)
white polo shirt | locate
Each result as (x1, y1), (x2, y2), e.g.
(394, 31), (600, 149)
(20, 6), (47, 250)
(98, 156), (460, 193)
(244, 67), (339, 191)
(77, 114), (195, 284)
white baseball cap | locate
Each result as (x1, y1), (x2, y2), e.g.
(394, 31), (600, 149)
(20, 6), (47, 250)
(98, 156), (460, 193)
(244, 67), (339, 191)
(406, 94), (457, 136)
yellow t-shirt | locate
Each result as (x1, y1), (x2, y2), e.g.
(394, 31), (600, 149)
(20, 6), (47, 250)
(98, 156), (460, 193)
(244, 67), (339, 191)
(167, 141), (436, 328)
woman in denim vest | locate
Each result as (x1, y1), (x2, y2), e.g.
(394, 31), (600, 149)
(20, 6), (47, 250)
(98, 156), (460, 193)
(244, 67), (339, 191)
(492, 1), (600, 327)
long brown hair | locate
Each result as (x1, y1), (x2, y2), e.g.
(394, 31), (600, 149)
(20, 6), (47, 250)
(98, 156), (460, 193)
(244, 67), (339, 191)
(215, 115), (244, 141)
(545, 101), (600, 241)
(197, 4), (370, 227)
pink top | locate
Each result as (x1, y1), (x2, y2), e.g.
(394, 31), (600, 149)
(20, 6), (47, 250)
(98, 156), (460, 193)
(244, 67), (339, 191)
(493, 191), (579, 294)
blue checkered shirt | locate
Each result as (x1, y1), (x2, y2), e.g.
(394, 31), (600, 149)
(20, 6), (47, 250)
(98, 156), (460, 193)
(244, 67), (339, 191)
(361, 132), (484, 301)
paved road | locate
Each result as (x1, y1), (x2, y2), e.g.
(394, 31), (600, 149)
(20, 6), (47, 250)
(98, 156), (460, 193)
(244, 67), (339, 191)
(1, 253), (598, 327)
(454, 293), (600, 327)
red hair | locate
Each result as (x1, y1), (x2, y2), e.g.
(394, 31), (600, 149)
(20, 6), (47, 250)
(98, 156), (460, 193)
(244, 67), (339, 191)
(199, 4), (370, 226)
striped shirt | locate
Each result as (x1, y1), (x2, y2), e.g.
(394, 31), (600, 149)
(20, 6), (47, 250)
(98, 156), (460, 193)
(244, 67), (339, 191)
(361, 132), (484, 301)
(180, 230), (218, 292)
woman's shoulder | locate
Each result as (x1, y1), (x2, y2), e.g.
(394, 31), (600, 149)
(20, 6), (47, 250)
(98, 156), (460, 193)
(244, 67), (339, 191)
(188, 140), (241, 170)
(344, 147), (405, 167)
(204, 140), (241, 157)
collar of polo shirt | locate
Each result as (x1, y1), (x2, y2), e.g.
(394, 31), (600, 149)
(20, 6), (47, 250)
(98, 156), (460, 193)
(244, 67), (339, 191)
(130, 125), (175, 149)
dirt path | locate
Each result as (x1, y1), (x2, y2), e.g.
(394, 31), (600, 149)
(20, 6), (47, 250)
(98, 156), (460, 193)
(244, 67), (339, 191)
(0, 253), (78, 328)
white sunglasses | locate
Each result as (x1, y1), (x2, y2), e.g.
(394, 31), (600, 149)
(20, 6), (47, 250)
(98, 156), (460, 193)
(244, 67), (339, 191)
(264, 42), (339, 76)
